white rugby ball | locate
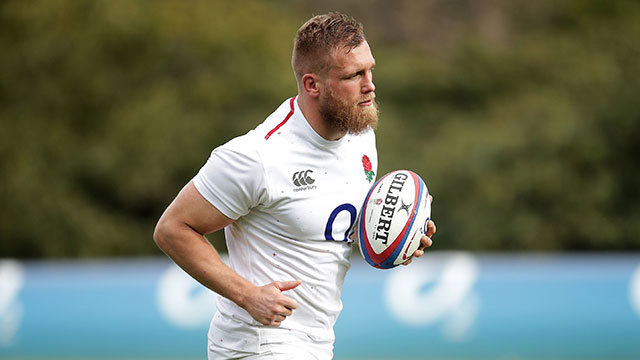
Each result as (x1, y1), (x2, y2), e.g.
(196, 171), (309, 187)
(357, 170), (431, 269)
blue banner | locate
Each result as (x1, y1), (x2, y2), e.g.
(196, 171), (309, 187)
(1, 253), (639, 359)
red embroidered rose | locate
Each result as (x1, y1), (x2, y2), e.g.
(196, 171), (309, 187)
(362, 155), (375, 182)
(362, 155), (372, 172)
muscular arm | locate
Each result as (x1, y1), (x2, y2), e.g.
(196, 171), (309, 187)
(153, 180), (300, 326)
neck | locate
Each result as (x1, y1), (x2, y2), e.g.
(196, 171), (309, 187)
(297, 94), (346, 141)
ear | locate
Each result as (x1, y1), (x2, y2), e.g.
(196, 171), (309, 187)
(302, 73), (321, 98)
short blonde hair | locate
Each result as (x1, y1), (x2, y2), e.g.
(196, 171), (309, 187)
(292, 12), (365, 81)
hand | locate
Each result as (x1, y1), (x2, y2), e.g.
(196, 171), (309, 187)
(242, 280), (301, 326)
(402, 196), (436, 266)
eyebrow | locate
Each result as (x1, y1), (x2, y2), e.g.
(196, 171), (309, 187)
(342, 61), (376, 78)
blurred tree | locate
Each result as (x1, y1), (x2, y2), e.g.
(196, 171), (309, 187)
(365, 0), (640, 251)
(1, 0), (639, 257)
(0, 0), (298, 257)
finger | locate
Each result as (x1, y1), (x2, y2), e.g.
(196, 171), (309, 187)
(277, 305), (293, 317)
(419, 235), (432, 250)
(413, 249), (425, 258)
(281, 296), (299, 310)
(271, 313), (289, 326)
(429, 194), (433, 204)
(425, 220), (436, 237)
(258, 316), (276, 326)
(401, 258), (413, 266)
(274, 280), (302, 292)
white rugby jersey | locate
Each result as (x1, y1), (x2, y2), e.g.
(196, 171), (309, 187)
(193, 96), (377, 347)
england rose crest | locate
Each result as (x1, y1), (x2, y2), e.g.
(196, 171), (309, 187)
(362, 155), (375, 182)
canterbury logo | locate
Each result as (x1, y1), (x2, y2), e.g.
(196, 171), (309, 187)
(292, 170), (315, 187)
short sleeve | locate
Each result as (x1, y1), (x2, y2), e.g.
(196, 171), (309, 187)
(193, 138), (268, 220)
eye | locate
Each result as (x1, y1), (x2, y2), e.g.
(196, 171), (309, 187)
(342, 68), (372, 81)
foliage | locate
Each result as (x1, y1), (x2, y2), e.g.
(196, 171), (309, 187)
(1, 0), (638, 257)
(372, 0), (640, 251)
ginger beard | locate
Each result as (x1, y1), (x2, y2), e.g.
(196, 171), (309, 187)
(319, 88), (378, 135)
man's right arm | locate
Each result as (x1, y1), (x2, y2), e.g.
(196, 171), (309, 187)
(153, 180), (300, 326)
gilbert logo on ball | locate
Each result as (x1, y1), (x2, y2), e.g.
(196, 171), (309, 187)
(357, 170), (431, 269)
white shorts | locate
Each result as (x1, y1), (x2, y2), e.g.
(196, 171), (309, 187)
(207, 312), (334, 360)
(208, 339), (333, 360)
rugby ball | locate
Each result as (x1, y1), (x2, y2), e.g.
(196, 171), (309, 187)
(357, 170), (431, 269)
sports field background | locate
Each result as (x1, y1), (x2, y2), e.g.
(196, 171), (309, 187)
(2, 254), (640, 359)
(1, 0), (640, 359)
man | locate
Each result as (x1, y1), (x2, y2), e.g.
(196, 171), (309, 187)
(154, 12), (436, 359)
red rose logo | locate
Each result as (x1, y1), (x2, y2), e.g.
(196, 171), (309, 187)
(362, 155), (372, 172)
(362, 155), (375, 182)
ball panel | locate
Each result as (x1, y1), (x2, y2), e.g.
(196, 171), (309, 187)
(392, 174), (430, 267)
(357, 171), (394, 268)
(389, 171), (426, 267)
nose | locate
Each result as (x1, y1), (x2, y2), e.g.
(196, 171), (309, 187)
(362, 71), (375, 94)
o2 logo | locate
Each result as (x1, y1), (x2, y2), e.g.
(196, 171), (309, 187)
(0, 260), (24, 346)
(630, 264), (640, 319)
(384, 252), (479, 342)
(157, 263), (218, 329)
(324, 203), (357, 242)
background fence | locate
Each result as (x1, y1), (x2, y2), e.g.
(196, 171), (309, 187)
(2, 253), (639, 359)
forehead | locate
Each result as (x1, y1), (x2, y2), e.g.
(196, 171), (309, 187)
(328, 41), (375, 74)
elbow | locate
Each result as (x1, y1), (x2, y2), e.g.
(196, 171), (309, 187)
(153, 217), (171, 251)
(153, 215), (192, 255)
